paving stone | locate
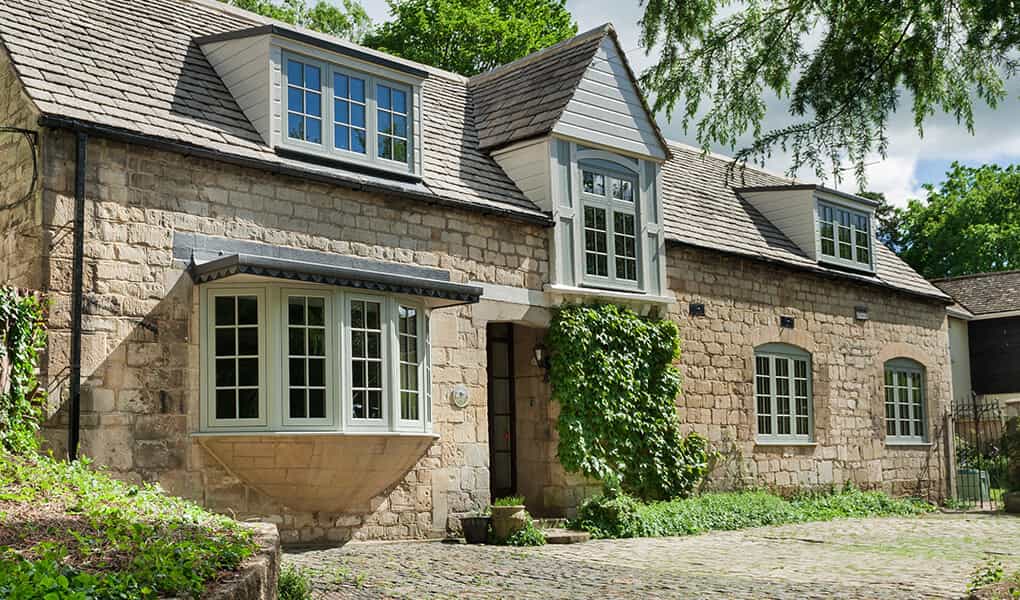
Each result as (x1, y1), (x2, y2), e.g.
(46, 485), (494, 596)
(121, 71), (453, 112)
(283, 513), (1020, 599)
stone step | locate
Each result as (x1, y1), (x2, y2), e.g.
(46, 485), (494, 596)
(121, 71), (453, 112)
(533, 518), (569, 529)
(542, 528), (591, 544)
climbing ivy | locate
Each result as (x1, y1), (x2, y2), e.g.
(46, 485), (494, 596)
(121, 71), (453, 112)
(547, 304), (711, 501)
(0, 287), (47, 454)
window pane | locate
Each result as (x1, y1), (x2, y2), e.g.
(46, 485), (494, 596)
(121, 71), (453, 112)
(215, 358), (235, 387)
(378, 135), (392, 160)
(216, 389), (236, 420)
(214, 296), (235, 326)
(393, 139), (408, 162)
(335, 73), (348, 97)
(308, 328), (325, 356)
(351, 300), (384, 420)
(379, 111), (392, 135)
(335, 99), (350, 124)
(304, 64), (320, 89)
(287, 60), (303, 85)
(368, 390), (382, 419)
(237, 358), (258, 386)
(237, 327), (258, 355)
(335, 125), (350, 150)
(290, 388), (306, 419)
(378, 84), (391, 109)
(351, 78), (365, 102)
(306, 92), (321, 117)
(352, 129), (366, 153)
(352, 390), (366, 419)
(306, 118), (321, 144)
(215, 328), (234, 356)
(308, 358), (325, 387)
(238, 389), (259, 419)
(289, 358), (305, 386)
(288, 87), (303, 113)
(288, 114), (304, 140)
(351, 104), (365, 128)
(309, 389), (326, 419)
(237, 297), (258, 324)
(392, 89), (407, 113)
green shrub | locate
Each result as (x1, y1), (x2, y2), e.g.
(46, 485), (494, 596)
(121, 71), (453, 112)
(0, 287), (47, 454)
(492, 495), (525, 506)
(573, 486), (933, 539)
(0, 452), (256, 598)
(503, 521), (546, 546)
(548, 304), (712, 501)
(279, 564), (313, 600)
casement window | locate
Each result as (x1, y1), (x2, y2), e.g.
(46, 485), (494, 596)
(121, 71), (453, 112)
(754, 344), (813, 443)
(884, 359), (926, 444)
(201, 284), (429, 433)
(282, 52), (414, 171)
(817, 202), (872, 269)
(580, 165), (640, 289)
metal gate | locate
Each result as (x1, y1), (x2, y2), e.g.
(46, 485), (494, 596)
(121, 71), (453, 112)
(952, 398), (1010, 510)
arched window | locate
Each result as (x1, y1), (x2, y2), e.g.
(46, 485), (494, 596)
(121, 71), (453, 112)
(884, 358), (926, 443)
(754, 343), (813, 443)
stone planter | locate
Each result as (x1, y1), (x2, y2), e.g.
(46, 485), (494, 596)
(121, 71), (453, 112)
(490, 505), (527, 541)
(1004, 491), (1020, 514)
(460, 516), (491, 544)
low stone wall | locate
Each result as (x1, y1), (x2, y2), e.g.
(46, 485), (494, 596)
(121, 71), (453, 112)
(199, 522), (280, 600)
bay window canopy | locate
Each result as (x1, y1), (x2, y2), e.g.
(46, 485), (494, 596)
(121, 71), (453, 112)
(189, 254), (481, 307)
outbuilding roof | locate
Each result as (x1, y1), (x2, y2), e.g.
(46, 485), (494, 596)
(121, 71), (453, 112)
(932, 270), (1020, 316)
(0, 0), (948, 302)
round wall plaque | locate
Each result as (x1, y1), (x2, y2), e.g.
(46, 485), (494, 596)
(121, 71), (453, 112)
(450, 384), (470, 408)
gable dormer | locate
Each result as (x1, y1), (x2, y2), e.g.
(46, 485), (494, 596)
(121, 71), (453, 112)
(196, 25), (428, 178)
(738, 185), (879, 273)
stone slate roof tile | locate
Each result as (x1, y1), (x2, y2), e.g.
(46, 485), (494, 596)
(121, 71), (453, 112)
(0, 0), (545, 220)
(662, 144), (949, 301)
(0, 0), (946, 300)
(932, 270), (1020, 315)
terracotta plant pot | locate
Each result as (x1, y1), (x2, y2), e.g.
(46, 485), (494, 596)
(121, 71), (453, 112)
(460, 516), (491, 544)
(490, 505), (527, 541)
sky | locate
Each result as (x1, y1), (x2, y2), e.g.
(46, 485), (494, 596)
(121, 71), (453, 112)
(360, 0), (1020, 207)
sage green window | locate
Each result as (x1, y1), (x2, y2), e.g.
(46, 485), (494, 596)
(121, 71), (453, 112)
(884, 359), (926, 443)
(285, 295), (329, 423)
(817, 202), (872, 269)
(754, 344), (812, 442)
(210, 292), (265, 426)
(580, 165), (639, 289)
(398, 305), (421, 422)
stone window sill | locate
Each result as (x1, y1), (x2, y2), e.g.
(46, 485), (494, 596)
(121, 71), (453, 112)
(755, 440), (818, 447)
(191, 430), (439, 439)
(885, 440), (933, 448)
(544, 284), (675, 306)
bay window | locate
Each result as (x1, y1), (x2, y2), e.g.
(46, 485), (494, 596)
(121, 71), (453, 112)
(754, 343), (813, 443)
(201, 284), (430, 432)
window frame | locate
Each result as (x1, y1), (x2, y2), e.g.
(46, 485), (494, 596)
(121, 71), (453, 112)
(578, 161), (641, 292)
(280, 50), (416, 174)
(884, 358), (927, 444)
(199, 282), (430, 434)
(754, 343), (814, 444)
(816, 200), (874, 271)
(203, 288), (269, 430)
(280, 287), (336, 429)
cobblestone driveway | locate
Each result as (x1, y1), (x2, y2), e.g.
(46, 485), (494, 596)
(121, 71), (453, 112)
(283, 513), (1020, 599)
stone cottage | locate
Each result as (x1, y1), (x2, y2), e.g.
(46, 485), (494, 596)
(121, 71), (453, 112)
(0, 0), (953, 542)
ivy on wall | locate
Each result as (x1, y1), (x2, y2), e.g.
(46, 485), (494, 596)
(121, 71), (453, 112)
(0, 287), (47, 454)
(548, 303), (710, 501)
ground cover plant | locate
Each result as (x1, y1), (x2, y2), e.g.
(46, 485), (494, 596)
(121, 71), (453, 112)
(0, 452), (256, 599)
(572, 484), (934, 539)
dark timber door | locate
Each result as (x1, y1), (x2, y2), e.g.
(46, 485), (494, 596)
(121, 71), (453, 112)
(487, 323), (516, 500)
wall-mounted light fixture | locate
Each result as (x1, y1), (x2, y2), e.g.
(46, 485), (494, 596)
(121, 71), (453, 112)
(689, 303), (706, 317)
(533, 342), (551, 381)
(854, 305), (870, 321)
(779, 316), (795, 329)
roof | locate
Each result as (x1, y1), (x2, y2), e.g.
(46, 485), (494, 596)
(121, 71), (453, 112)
(661, 144), (951, 302)
(932, 270), (1020, 316)
(735, 184), (882, 208)
(0, 0), (946, 303)
(468, 24), (669, 157)
(0, 0), (547, 223)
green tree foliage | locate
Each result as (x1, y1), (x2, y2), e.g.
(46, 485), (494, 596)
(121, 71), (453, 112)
(0, 287), (46, 454)
(362, 0), (577, 76)
(547, 304), (711, 501)
(222, 0), (371, 40)
(639, 1), (1020, 186)
(890, 163), (1020, 278)
(859, 191), (904, 252)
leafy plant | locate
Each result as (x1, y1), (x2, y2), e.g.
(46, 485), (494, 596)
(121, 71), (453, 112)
(363, 0), (577, 76)
(0, 287), (47, 454)
(573, 486), (933, 539)
(969, 561), (1006, 594)
(548, 304), (712, 501)
(279, 564), (313, 600)
(221, 0), (371, 41)
(492, 495), (525, 507)
(0, 452), (256, 598)
(502, 520), (546, 547)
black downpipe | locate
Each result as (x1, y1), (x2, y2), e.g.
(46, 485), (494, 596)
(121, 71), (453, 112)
(68, 131), (87, 461)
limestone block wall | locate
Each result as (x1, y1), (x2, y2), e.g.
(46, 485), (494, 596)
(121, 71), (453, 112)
(34, 129), (550, 543)
(0, 47), (43, 289)
(666, 245), (951, 499)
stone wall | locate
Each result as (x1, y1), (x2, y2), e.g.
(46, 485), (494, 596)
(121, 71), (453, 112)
(33, 129), (549, 543)
(0, 46), (43, 289)
(667, 245), (951, 499)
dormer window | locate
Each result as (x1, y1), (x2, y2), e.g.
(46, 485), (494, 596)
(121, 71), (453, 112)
(581, 164), (639, 288)
(278, 50), (421, 176)
(817, 201), (872, 269)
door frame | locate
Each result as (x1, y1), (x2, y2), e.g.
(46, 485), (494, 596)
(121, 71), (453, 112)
(486, 322), (517, 500)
